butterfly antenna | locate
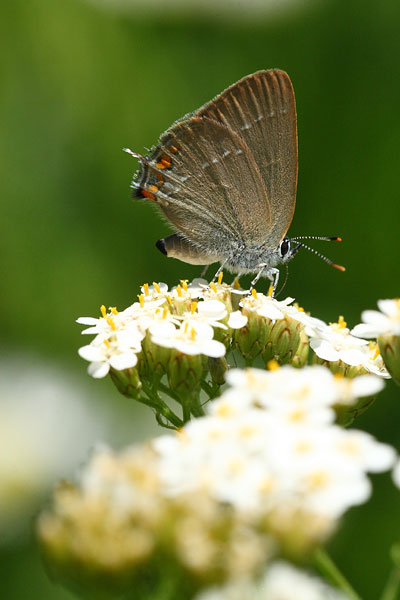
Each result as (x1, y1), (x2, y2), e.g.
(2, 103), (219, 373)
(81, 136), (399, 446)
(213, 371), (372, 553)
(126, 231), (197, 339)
(292, 240), (345, 271)
(290, 235), (342, 242)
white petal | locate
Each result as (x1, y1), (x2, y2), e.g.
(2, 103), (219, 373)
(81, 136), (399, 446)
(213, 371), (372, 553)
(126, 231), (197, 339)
(174, 340), (202, 355)
(258, 304), (284, 320)
(200, 339), (226, 358)
(392, 460), (400, 489)
(76, 317), (100, 325)
(377, 299), (398, 317)
(78, 344), (104, 362)
(149, 321), (177, 337)
(351, 323), (380, 338)
(352, 375), (384, 397)
(197, 299), (226, 318)
(338, 348), (365, 366)
(109, 352), (137, 371)
(88, 361), (110, 378)
(309, 339), (339, 362)
(227, 311), (248, 329)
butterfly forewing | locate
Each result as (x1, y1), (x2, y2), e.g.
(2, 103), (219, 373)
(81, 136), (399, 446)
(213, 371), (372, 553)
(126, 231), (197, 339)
(136, 116), (271, 251)
(194, 69), (298, 246)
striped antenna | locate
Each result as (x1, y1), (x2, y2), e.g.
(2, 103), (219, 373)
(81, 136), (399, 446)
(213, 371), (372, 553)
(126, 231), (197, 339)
(291, 240), (346, 272)
(290, 236), (342, 242)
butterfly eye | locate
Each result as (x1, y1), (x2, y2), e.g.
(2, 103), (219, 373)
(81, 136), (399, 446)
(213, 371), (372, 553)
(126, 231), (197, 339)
(279, 239), (290, 258)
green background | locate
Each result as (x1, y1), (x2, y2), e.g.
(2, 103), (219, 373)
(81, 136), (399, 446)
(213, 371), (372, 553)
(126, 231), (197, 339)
(1, 0), (400, 598)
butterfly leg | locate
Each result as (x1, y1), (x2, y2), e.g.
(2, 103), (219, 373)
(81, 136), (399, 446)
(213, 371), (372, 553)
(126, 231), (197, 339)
(269, 268), (280, 297)
(251, 267), (279, 296)
(212, 257), (232, 283)
(250, 266), (266, 289)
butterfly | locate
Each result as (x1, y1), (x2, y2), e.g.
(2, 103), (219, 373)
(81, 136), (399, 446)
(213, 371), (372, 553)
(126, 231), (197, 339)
(125, 69), (343, 291)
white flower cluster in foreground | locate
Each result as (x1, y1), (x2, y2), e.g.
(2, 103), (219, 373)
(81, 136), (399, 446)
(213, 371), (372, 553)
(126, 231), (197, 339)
(154, 365), (394, 522)
(37, 363), (398, 597)
(195, 561), (347, 600)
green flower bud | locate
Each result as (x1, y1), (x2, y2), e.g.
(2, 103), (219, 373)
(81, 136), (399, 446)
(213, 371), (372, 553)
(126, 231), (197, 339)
(208, 356), (228, 386)
(140, 331), (172, 384)
(378, 333), (400, 385)
(167, 349), (205, 402)
(233, 308), (270, 365)
(290, 328), (309, 368)
(334, 394), (376, 427)
(261, 315), (302, 366)
(109, 365), (142, 399)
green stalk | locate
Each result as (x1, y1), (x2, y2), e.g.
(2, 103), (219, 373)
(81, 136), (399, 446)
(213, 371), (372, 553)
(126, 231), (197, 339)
(313, 548), (362, 600)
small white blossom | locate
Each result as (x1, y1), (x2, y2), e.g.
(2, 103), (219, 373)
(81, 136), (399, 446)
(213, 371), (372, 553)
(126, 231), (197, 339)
(151, 320), (226, 357)
(307, 316), (372, 366)
(78, 332), (140, 378)
(179, 299), (228, 330)
(140, 281), (169, 301)
(352, 299), (400, 338)
(240, 293), (294, 320)
(359, 342), (390, 378)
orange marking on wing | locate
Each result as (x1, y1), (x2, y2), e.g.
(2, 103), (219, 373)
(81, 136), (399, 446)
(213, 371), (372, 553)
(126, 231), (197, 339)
(157, 156), (172, 169)
(141, 189), (156, 201)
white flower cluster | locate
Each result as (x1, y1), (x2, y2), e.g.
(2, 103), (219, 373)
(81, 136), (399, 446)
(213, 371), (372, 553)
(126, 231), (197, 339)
(77, 279), (393, 380)
(154, 365), (394, 522)
(195, 561), (347, 600)
(238, 290), (391, 376)
(77, 280), (246, 378)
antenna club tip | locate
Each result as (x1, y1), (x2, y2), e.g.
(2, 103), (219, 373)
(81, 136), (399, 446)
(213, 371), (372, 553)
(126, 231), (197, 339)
(336, 237), (343, 242)
(332, 263), (346, 272)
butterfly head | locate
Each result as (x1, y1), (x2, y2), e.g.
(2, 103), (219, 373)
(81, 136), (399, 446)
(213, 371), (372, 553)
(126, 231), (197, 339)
(278, 238), (302, 264)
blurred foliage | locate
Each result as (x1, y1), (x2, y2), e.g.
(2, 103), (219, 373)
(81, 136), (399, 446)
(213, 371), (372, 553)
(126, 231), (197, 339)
(1, 0), (400, 598)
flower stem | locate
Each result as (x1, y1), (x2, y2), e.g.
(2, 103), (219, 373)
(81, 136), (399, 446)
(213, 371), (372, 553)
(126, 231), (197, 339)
(380, 545), (400, 600)
(157, 382), (181, 403)
(201, 379), (221, 400)
(190, 395), (205, 417)
(140, 384), (183, 428)
(313, 548), (362, 600)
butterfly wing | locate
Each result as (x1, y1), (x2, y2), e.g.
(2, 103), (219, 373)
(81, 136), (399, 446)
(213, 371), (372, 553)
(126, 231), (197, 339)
(194, 69), (298, 246)
(134, 116), (271, 255)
